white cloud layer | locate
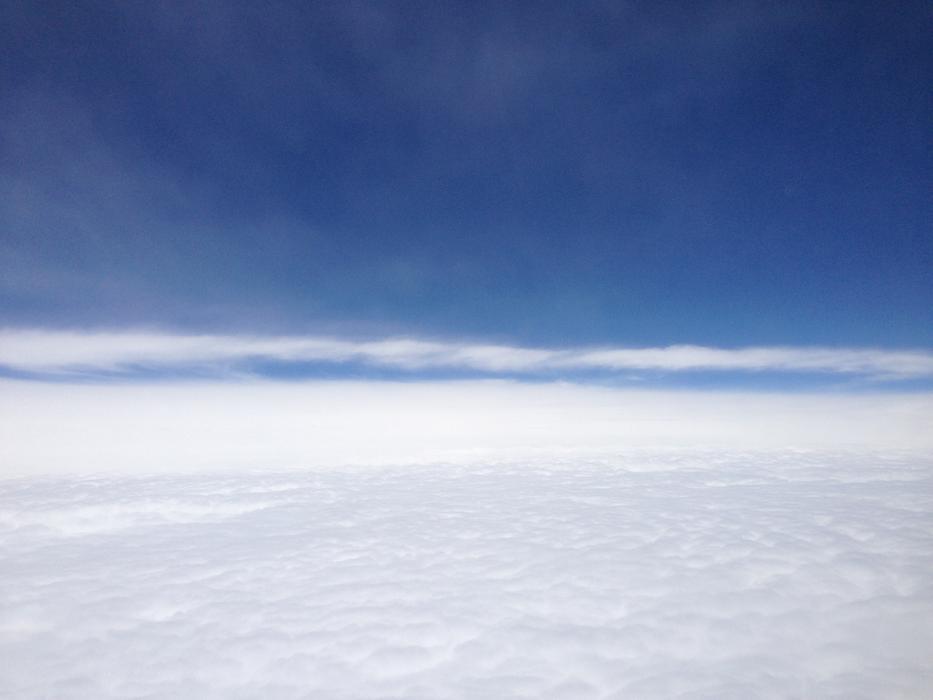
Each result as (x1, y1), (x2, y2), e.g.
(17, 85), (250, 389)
(2, 451), (932, 698)
(1, 379), (932, 477)
(2, 328), (933, 378)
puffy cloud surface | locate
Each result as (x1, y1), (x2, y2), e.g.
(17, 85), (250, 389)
(2, 450), (932, 699)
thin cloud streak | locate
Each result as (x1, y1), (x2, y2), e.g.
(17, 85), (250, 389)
(1, 329), (933, 379)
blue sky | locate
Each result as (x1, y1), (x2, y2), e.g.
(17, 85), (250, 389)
(1, 1), (931, 387)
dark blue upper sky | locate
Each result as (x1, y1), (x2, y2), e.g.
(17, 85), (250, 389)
(2, 0), (931, 347)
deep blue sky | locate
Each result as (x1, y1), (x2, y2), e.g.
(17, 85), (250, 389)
(2, 1), (931, 348)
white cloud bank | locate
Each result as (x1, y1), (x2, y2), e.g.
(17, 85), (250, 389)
(2, 452), (932, 698)
(2, 328), (933, 378)
(2, 339), (931, 697)
(1, 379), (931, 477)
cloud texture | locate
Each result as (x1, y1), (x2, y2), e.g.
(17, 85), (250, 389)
(2, 451), (932, 698)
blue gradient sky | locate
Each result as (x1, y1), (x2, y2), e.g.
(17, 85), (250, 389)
(2, 1), (931, 354)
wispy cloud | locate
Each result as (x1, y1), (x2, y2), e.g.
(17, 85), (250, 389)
(1, 329), (932, 380)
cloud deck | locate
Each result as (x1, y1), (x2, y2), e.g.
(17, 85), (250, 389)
(2, 450), (931, 698)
